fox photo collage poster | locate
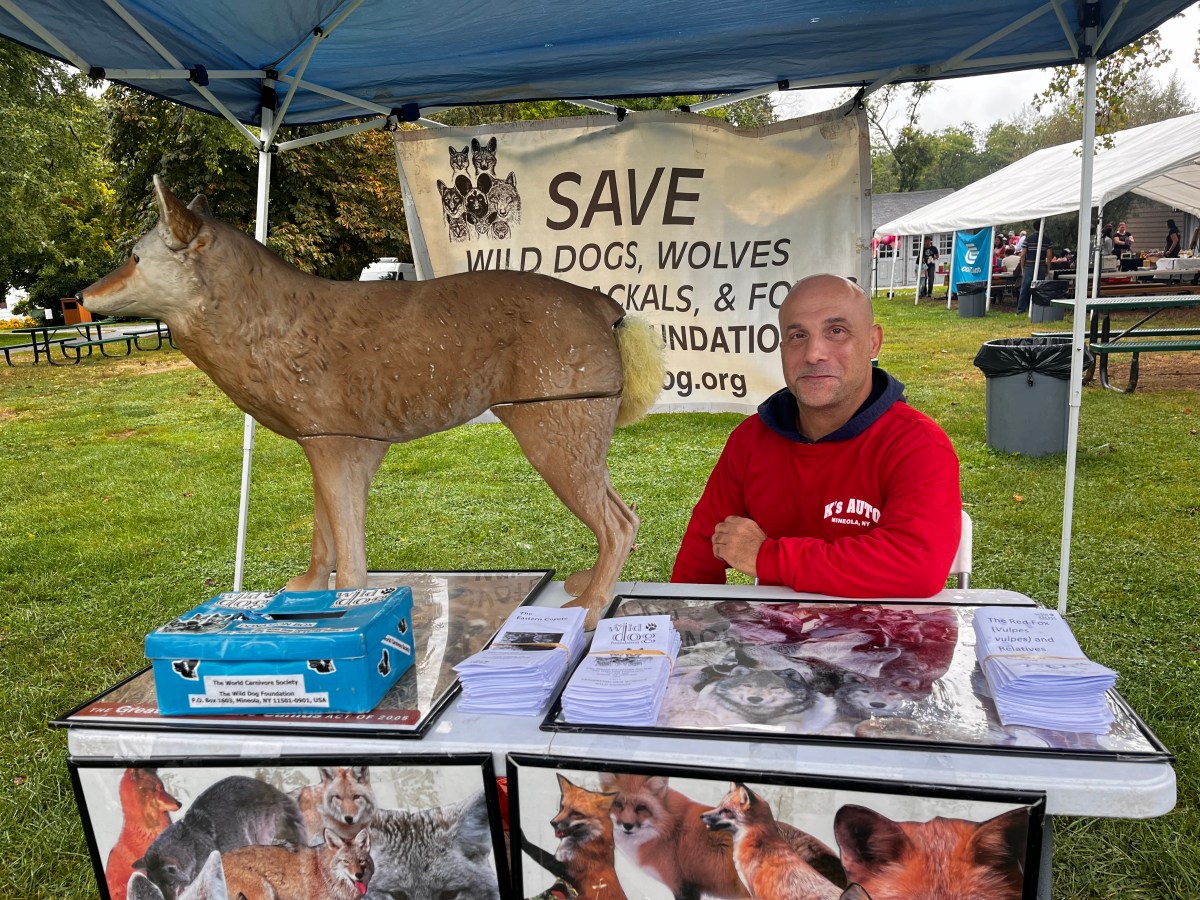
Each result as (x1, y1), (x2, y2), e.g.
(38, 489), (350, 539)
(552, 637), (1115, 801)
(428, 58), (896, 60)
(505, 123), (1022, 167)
(393, 108), (870, 413)
(70, 754), (508, 900)
(508, 755), (1045, 900)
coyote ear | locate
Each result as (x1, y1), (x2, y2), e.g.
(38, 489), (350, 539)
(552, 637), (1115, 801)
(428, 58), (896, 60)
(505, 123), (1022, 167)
(153, 175), (202, 251)
(188, 193), (211, 217)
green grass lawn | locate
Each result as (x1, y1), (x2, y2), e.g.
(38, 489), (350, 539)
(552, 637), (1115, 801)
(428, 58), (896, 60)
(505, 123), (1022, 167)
(1, 294), (1198, 898)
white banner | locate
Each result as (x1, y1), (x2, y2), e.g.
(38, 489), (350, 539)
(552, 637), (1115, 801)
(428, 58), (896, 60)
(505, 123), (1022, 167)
(393, 107), (870, 411)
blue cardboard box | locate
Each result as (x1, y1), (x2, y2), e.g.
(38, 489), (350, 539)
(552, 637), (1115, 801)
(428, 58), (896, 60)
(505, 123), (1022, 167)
(145, 586), (414, 715)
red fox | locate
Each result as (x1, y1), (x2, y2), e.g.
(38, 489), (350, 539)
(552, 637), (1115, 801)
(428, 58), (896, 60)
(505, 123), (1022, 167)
(550, 774), (627, 900)
(106, 768), (181, 900)
(78, 177), (664, 627)
(598, 773), (846, 899)
(702, 783), (868, 900)
(221, 827), (373, 899)
(834, 804), (1030, 900)
(295, 766), (376, 844)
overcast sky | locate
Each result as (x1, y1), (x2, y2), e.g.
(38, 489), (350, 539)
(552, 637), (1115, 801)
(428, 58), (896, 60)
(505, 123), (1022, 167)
(775, 3), (1200, 134)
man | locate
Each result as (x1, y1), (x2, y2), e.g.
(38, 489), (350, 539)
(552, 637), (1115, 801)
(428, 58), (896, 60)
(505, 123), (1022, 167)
(671, 274), (962, 598)
(1015, 228), (1052, 315)
(919, 237), (939, 298)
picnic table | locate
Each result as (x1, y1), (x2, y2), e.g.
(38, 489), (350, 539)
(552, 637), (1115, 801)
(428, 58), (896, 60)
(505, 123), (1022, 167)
(4, 319), (117, 365)
(1050, 294), (1200, 392)
(3, 319), (174, 366)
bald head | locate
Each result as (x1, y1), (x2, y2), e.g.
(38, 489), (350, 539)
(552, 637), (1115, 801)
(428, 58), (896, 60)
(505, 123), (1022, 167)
(782, 275), (872, 321)
(777, 274), (882, 441)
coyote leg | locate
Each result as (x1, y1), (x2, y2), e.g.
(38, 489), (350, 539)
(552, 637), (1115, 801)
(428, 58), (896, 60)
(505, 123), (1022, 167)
(286, 435), (390, 591)
(494, 398), (638, 629)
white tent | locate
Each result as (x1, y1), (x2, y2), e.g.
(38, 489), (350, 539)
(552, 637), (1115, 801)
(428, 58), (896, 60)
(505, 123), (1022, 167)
(876, 112), (1200, 236)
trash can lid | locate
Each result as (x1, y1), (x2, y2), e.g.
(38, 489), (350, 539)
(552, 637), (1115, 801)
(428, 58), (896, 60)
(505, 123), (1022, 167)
(973, 336), (1091, 380)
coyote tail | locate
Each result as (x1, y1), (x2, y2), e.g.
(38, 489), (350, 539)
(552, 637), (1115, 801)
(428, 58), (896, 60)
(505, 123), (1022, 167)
(615, 315), (665, 427)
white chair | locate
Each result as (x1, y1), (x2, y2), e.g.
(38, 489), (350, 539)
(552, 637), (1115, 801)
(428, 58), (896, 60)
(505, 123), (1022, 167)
(950, 510), (973, 589)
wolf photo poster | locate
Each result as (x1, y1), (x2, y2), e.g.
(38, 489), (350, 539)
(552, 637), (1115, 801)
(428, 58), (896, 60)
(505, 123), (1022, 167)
(70, 754), (507, 900)
(508, 755), (1044, 900)
(393, 108), (870, 412)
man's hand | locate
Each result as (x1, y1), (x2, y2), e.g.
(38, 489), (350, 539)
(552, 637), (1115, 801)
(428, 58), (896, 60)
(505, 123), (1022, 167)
(712, 516), (767, 578)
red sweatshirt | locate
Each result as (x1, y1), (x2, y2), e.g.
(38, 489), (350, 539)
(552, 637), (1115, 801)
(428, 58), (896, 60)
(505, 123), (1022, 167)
(671, 373), (961, 597)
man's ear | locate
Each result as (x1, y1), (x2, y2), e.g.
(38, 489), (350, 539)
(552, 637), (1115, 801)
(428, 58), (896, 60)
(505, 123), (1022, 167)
(870, 323), (884, 360)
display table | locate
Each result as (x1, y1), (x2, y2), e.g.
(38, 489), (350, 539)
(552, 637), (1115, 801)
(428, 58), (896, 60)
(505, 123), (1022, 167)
(62, 580), (1174, 900)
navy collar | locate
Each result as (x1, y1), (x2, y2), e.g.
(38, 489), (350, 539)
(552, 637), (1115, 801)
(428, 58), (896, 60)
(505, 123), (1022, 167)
(757, 368), (907, 443)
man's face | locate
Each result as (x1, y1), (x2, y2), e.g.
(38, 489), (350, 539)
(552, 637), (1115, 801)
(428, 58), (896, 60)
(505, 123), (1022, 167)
(778, 275), (882, 423)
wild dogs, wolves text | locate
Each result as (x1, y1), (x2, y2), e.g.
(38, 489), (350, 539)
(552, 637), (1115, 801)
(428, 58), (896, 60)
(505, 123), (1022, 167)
(79, 177), (664, 628)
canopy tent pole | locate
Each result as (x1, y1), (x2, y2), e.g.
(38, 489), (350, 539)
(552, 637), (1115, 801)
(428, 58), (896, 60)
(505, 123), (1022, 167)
(1058, 53), (1099, 615)
(984, 227), (995, 311)
(232, 95), (274, 591)
(947, 231), (955, 310)
(887, 237), (898, 299)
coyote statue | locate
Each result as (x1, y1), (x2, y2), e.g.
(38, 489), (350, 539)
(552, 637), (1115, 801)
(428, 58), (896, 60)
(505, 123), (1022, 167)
(80, 177), (663, 625)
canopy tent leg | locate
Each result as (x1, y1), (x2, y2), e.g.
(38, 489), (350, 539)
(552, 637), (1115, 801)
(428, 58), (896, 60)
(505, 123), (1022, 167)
(984, 226), (993, 312)
(232, 97), (274, 591)
(947, 231), (955, 311)
(1058, 54), (1099, 615)
(887, 237), (898, 299)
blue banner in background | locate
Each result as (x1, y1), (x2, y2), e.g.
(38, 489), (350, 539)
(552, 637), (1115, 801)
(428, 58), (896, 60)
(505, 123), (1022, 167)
(950, 227), (992, 292)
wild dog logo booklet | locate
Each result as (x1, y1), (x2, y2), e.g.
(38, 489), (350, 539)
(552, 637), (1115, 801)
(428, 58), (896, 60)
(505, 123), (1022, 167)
(562, 615), (681, 726)
(973, 607), (1117, 734)
(454, 606), (588, 715)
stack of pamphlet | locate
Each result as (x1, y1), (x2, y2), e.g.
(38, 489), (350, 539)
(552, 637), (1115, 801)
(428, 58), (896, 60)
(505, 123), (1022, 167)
(973, 607), (1118, 734)
(454, 606), (589, 715)
(561, 615), (681, 726)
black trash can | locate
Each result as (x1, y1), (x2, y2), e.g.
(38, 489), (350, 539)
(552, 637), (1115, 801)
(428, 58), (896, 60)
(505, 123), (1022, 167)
(972, 337), (1092, 456)
(1030, 279), (1069, 323)
(956, 280), (987, 318)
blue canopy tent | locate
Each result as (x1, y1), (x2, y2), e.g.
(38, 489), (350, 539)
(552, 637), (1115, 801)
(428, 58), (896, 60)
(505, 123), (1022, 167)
(0, 0), (1192, 606)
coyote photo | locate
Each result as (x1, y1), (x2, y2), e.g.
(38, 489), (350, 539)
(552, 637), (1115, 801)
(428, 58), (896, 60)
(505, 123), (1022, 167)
(80, 177), (664, 626)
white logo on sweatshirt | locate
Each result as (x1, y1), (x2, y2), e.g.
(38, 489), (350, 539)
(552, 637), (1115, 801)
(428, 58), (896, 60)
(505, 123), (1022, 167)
(823, 497), (880, 527)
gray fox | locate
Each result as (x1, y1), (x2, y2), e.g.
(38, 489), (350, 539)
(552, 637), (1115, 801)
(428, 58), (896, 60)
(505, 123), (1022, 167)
(367, 791), (499, 900)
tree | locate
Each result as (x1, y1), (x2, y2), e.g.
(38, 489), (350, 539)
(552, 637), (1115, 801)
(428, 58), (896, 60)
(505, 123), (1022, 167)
(1035, 30), (1172, 143)
(105, 87), (409, 280)
(0, 43), (116, 308)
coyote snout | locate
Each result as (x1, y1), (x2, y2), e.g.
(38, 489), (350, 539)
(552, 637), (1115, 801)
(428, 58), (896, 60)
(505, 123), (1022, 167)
(79, 177), (664, 626)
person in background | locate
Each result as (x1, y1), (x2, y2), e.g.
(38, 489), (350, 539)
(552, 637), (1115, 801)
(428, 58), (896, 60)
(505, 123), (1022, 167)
(671, 274), (962, 598)
(920, 237), (939, 298)
(1113, 221), (1134, 254)
(1015, 230), (1027, 252)
(1001, 245), (1021, 274)
(1164, 219), (1181, 258)
(1101, 224), (1114, 256)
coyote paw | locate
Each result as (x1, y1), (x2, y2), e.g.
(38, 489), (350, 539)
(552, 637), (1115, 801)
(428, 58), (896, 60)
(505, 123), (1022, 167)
(563, 568), (594, 597)
(563, 593), (612, 631)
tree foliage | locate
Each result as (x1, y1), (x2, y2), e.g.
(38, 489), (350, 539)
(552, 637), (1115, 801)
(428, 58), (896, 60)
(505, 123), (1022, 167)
(0, 43), (116, 307)
(105, 87), (409, 280)
(1035, 30), (1172, 143)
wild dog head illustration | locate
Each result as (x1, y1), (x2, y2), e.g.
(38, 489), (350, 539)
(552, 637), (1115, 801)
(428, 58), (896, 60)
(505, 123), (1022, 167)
(471, 136), (498, 177)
